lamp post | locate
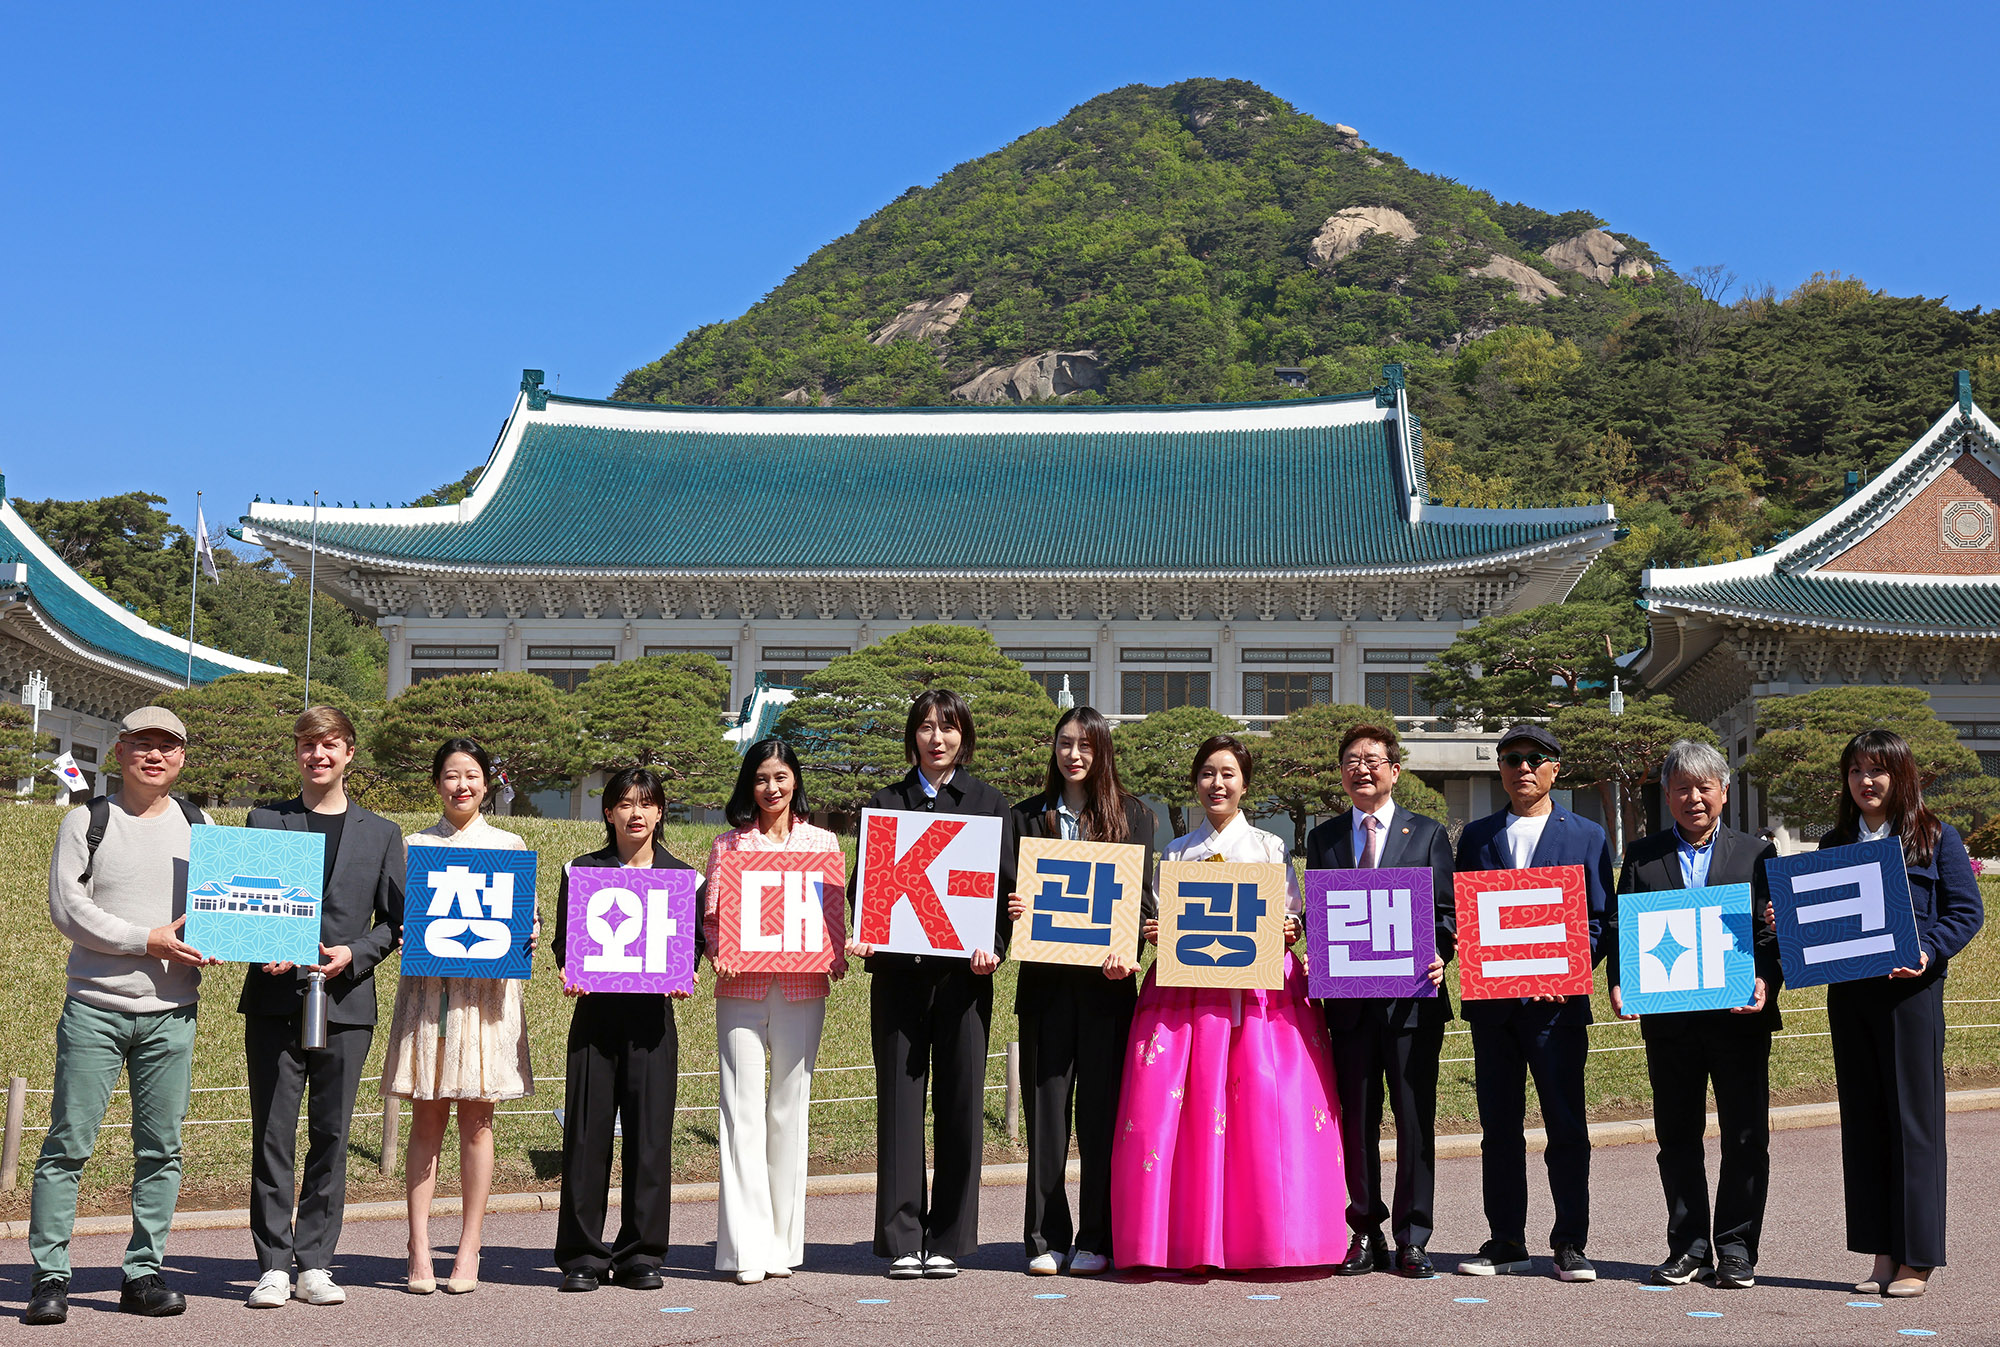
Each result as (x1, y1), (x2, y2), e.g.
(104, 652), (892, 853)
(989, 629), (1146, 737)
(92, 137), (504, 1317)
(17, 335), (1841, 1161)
(1608, 675), (1626, 860)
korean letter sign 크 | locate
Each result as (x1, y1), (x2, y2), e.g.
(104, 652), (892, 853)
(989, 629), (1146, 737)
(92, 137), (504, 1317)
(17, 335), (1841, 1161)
(1305, 867), (1437, 999)
(855, 808), (1003, 958)
(711, 851), (844, 976)
(564, 866), (699, 994)
(1453, 865), (1593, 1000)
(185, 827), (324, 965)
(1766, 838), (1919, 989)
(1156, 861), (1288, 989)
(1012, 837), (1147, 969)
(401, 845), (540, 980)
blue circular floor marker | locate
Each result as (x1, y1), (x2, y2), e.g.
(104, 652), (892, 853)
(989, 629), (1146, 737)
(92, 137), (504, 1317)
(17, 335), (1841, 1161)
(1640, 1285), (1674, 1292)
(660, 1307), (694, 1314)
(1687, 1311), (1723, 1318)
(1247, 1293), (1280, 1300)
(1453, 1296), (1487, 1304)
(1033, 1292), (1066, 1300)
(1898, 1331), (1938, 1338)
(856, 1298), (890, 1304)
(1848, 1300), (1884, 1308)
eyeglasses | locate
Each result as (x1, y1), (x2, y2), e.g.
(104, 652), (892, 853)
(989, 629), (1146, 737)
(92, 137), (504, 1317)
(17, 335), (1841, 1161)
(119, 739), (185, 758)
(1500, 752), (1555, 769)
(1340, 756), (1393, 772)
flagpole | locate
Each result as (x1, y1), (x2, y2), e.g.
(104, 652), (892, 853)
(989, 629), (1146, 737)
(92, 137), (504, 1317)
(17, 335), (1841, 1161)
(303, 490), (319, 708)
(185, 491), (201, 689)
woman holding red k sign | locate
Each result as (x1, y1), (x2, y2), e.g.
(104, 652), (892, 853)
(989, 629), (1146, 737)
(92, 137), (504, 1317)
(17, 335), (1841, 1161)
(846, 689), (1017, 1280)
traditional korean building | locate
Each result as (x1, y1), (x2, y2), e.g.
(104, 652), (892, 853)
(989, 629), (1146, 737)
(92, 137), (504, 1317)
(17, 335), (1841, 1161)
(238, 368), (1620, 820)
(1636, 372), (2000, 843)
(0, 482), (282, 793)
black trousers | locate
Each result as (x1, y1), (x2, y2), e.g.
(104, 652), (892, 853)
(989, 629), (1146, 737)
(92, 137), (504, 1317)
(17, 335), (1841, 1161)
(1327, 1016), (1444, 1250)
(870, 962), (993, 1259)
(555, 993), (679, 1275)
(1829, 977), (1949, 1268)
(1470, 1016), (1589, 1250)
(243, 1014), (372, 1273)
(1018, 972), (1134, 1258)
(1644, 1029), (1771, 1265)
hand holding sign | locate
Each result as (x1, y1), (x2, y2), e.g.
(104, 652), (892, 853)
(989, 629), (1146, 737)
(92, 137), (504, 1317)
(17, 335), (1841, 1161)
(854, 809), (1003, 959)
(1453, 865), (1592, 1000)
(711, 851), (845, 975)
(1766, 839), (1919, 989)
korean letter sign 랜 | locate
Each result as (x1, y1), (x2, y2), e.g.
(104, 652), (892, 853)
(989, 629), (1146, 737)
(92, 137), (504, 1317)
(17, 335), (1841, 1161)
(1304, 867), (1437, 999)
(400, 846), (540, 979)
(710, 851), (844, 976)
(185, 827), (325, 965)
(563, 866), (700, 994)
(1453, 865), (1593, 1000)
(1615, 882), (1756, 1015)
(1156, 860), (1289, 989)
(854, 808), (1003, 958)
(1011, 837), (1147, 968)
(1766, 838), (1919, 989)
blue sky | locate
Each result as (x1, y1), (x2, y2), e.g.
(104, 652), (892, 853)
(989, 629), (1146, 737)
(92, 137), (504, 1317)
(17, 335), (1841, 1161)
(7, 1), (1997, 547)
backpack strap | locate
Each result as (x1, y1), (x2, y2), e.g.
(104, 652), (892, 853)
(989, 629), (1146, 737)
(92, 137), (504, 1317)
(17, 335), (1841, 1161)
(77, 794), (207, 884)
(177, 797), (207, 829)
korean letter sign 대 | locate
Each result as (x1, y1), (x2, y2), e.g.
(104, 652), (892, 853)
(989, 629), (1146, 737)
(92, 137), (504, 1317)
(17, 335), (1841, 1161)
(711, 851), (844, 975)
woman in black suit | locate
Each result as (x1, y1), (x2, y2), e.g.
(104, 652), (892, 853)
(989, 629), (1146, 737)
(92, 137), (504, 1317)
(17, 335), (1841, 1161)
(1006, 706), (1156, 1276)
(1821, 730), (1984, 1299)
(846, 689), (1016, 1280)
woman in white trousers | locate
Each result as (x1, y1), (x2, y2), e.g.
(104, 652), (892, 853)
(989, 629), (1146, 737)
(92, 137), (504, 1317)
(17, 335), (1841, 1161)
(701, 738), (847, 1283)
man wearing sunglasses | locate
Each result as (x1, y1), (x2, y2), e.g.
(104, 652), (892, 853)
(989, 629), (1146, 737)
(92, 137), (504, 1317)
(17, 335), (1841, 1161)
(1452, 724), (1611, 1284)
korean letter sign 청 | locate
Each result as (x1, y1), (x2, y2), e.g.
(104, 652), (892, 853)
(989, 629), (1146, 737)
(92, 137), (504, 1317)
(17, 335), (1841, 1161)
(1304, 867), (1437, 999)
(1011, 837), (1147, 969)
(1156, 860), (1288, 989)
(185, 827), (325, 965)
(563, 866), (699, 994)
(1453, 864), (1593, 1000)
(854, 808), (1003, 958)
(711, 851), (844, 976)
(1615, 882), (1756, 1015)
(1766, 838), (1919, 989)
(400, 845), (540, 980)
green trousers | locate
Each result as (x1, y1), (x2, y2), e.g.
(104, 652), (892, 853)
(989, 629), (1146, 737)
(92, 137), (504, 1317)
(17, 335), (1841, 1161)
(29, 997), (198, 1279)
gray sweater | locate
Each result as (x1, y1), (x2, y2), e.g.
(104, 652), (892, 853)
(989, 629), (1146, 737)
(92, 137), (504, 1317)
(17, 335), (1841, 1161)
(48, 800), (213, 1013)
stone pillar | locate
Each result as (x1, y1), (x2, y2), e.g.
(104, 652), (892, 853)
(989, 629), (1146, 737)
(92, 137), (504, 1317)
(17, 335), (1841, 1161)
(381, 619), (407, 696)
(1217, 624), (1238, 716)
(1097, 624), (1116, 715)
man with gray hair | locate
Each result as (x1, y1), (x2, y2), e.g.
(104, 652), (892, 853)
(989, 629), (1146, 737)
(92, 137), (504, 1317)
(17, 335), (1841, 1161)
(1606, 738), (1781, 1292)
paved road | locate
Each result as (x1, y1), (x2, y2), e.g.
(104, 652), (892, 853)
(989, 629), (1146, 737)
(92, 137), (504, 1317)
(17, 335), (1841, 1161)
(5, 1111), (1994, 1345)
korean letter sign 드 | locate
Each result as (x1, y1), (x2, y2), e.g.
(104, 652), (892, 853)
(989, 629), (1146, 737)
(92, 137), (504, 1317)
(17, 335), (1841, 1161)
(1766, 838), (1919, 989)
(185, 827), (324, 965)
(1304, 867), (1437, 999)
(563, 866), (699, 994)
(1453, 865), (1593, 1000)
(710, 851), (844, 976)
(854, 808), (1003, 958)
(1012, 837), (1147, 969)
(1615, 883), (1756, 1015)
(400, 846), (540, 980)
(1156, 861), (1289, 989)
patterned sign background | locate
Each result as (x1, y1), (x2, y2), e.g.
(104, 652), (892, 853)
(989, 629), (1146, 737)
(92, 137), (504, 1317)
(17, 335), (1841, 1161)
(1011, 837), (1147, 969)
(712, 852), (844, 976)
(401, 845), (540, 980)
(185, 827), (324, 965)
(1453, 864), (1593, 1000)
(563, 866), (698, 993)
(1155, 861), (1288, 989)
(1303, 867), (1438, 999)
(1767, 838), (1919, 989)
(854, 809), (1003, 958)
(1615, 882), (1756, 1015)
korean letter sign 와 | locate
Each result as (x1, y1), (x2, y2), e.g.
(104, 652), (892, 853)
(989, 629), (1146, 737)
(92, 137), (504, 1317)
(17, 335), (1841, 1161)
(1766, 838), (1919, 989)
(710, 851), (844, 976)
(401, 846), (540, 979)
(1011, 837), (1147, 969)
(563, 866), (698, 994)
(1453, 865), (1593, 1000)
(854, 809), (1003, 958)
(1304, 867), (1437, 999)
(185, 827), (325, 965)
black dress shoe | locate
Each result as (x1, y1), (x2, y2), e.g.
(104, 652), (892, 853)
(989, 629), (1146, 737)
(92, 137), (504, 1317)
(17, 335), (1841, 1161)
(559, 1269), (600, 1292)
(118, 1274), (186, 1317)
(1335, 1231), (1384, 1276)
(1649, 1251), (1710, 1286)
(23, 1276), (69, 1326)
(1396, 1246), (1436, 1278)
(1711, 1255), (1755, 1289)
(614, 1265), (664, 1291)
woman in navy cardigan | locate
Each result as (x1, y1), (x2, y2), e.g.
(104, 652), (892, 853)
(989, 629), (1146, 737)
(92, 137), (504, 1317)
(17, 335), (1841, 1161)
(1820, 730), (1984, 1299)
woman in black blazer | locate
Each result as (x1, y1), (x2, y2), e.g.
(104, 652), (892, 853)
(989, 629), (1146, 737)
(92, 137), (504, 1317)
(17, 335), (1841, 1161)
(1821, 730), (1984, 1299)
(846, 689), (1016, 1280)
(1006, 706), (1157, 1276)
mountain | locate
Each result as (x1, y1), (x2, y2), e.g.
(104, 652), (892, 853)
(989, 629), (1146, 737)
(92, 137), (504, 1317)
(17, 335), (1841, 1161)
(614, 78), (2000, 608)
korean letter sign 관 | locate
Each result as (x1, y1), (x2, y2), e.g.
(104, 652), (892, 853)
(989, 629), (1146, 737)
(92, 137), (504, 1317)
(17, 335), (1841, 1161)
(1304, 867), (1437, 999)
(563, 866), (699, 994)
(1156, 861), (1289, 989)
(400, 846), (540, 980)
(1011, 837), (1147, 969)
(1453, 864), (1593, 1000)
(854, 808), (1003, 958)
(710, 851), (844, 976)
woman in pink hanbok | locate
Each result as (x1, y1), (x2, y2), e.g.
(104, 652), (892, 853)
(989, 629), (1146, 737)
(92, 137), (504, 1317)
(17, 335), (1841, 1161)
(1109, 734), (1344, 1271)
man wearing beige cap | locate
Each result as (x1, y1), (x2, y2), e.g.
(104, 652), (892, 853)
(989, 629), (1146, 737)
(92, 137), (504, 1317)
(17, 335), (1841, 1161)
(25, 708), (215, 1326)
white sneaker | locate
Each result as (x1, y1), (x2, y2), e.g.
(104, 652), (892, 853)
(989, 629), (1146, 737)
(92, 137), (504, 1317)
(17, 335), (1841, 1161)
(1068, 1250), (1110, 1276)
(1027, 1252), (1062, 1276)
(765, 1267), (793, 1279)
(293, 1269), (346, 1305)
(246, 1270), (290, 1308)
(734, 1270), (766, 1285)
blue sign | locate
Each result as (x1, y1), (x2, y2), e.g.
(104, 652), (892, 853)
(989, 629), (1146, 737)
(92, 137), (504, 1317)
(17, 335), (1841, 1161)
(1615, 882), (1756, 1015)
(400, 845), (540, 979)
(185, 828), (324, 964)
(1766, 839), (1919, 989)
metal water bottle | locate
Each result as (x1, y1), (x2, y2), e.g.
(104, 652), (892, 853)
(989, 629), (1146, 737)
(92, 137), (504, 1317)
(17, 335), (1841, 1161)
(302, 970), (330, 1050)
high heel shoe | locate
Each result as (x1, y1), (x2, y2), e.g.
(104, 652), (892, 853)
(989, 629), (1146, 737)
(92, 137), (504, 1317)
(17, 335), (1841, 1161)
(443, 1277), (478, 1294)
(1887, 1267), (1933, 1298)
(407, 1274), (437, 1295)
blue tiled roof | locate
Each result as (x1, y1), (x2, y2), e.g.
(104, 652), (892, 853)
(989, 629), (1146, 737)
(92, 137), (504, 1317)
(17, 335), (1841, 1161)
(1647, 571), (2000, 635)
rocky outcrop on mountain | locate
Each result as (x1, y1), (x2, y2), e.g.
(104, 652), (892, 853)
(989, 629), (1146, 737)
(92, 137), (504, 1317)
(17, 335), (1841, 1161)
(1542, 229), (1655, 284)
(1306, 206), (1419, 268)
(1466, 254), (1564, 304)
(779, 387), (835, 405)
(869, 292), (972, 347)
(952, 350), (1106, 403)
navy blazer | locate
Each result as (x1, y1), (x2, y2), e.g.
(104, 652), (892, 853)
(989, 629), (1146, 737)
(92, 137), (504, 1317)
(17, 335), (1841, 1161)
(1453, 805), (1612, 1026)
(1303, 802), (1457, 1029)
(1818, 820), (1984, 991)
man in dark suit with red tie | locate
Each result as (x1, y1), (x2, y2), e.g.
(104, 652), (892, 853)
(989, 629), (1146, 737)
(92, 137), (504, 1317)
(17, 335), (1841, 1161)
(1304, 723), (1456, 1279)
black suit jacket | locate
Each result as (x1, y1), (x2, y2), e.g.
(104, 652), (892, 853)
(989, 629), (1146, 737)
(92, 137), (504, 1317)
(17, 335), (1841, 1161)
(1304, 802), (1457, 1029)
(1008, 790), (1158, 1010)
(238, 798), (405, 1026)
(551, 840), (701, 973)
(853, 767), (1016, 975)
(1609, 823), (1783, 1039)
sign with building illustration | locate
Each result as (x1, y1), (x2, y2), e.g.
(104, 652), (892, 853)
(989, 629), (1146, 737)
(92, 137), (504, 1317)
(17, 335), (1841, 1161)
(1304, 867), (1438, 999)
(1615, 882), (1757, 1015)
(400, 846), (540, 979)
(563, 865), (699, 993)
(854, 808), (1003, 959)
(1011, 837), (1147, 969)
(1453, 864), (1594, 1000)
(1155, 861), (1289, 989)
(185, 828), (324, 965)
(1767, 839), (1920, 989)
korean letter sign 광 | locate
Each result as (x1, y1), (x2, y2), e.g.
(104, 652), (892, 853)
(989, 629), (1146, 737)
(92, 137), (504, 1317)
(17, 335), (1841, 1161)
(400, 846), (540, 980)
(1453, 865), (1593, 1000)
(711, 851), (844, 976)
(854, 808), (1003, 958)
(1156, 861), (1289, 989)
(563, 866), (699, 994)
(1304, 867), (1438, 999)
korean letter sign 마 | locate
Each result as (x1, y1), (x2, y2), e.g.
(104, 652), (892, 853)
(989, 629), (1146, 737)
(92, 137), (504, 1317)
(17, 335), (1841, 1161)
(1614, 882), (1756, 1015)
(400, 846), (540, 980)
